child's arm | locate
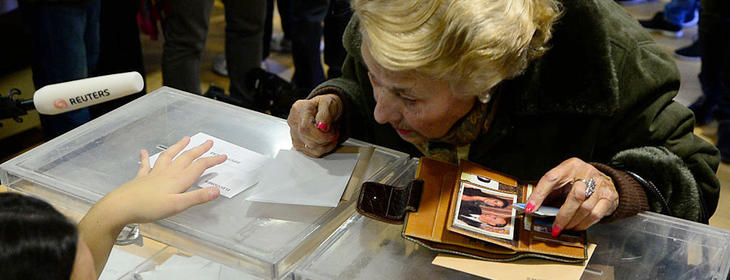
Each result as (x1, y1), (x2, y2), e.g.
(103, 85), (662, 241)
(77, 136), (226, 278)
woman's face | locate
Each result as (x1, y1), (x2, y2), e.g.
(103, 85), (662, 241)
(361, 43), (476, 145)
(478, 213), (507, 227)
(483, 197), (505, 208)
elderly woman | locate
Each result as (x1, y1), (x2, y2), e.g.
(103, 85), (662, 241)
(287, 0), (720, 236)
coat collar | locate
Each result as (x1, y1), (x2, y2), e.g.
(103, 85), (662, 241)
(499, 0), (620, 117)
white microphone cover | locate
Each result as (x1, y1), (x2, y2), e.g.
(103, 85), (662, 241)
(33, 72), (144, 115)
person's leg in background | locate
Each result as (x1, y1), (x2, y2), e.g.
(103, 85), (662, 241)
(275, 0), (293, 52)
(262, 0), (293, 56)
(162, 0), (214, 94)
(322, 0), (351, 80)
(223, 0), (266, 109)
(700, 0), (730, 161)
(83, 1), (100, 80)
(290, 0), (328, 92)
(640, 0), (699, 37)
(277, 0), (294, 40)
(263, 0), (275, 61)
(91, 0), (146, 119)
(19, 0), (101, 139)
(664, 0), (700, 27)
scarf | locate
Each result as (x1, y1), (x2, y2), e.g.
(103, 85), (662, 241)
(413, 97), (497, 163)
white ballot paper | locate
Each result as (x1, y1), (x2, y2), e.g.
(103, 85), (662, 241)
(246, 149), (359, 207)
(148, 132), (270, 198)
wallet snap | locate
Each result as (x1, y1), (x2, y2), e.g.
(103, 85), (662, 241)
(356, 180), (423, 224)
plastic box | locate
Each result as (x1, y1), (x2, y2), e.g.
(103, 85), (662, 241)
(117, 246), (261, 280)
(100, 238), (169, 280)
(294, 212), (730, 280)
(0, 87), (410, 279)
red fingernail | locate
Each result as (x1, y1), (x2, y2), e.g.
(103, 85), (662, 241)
(329, 131), (340, 142)
(525, 202), (535, 213)
(551, 225), (562, 237)
(317, 122), (328, 131)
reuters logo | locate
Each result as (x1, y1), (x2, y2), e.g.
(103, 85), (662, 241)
(53, 99), (68, 109)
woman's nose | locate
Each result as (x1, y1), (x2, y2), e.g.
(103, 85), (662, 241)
(373, 94), (402, 124)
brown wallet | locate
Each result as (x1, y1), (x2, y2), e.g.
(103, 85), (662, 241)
(357, 157), (588, 263)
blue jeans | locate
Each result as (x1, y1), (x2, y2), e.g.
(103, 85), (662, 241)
(20, 1), (101, 139)
(663, 0), (699, 26)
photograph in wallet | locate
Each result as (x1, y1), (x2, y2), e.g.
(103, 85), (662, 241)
(401, 158), (588, 262)
(452, 182), (517, 240)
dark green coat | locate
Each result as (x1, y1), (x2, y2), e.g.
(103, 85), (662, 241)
(314, 0), (720, 223)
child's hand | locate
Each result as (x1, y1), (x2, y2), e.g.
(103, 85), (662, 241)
(79, 136), (227, 277)
(99, 136), (227, 225)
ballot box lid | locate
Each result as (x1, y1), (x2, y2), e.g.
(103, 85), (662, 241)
(0, 87), (410, 279)
(294, 210), (730, 279)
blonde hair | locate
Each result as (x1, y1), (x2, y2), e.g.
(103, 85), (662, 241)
(353, 0), (562, 98)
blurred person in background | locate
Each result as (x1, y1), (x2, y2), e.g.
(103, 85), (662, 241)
(162, 0), (266, 111)
(18, 0), (101, 139)
(687, 0), (730, 162)
(289, 0), (352, 93)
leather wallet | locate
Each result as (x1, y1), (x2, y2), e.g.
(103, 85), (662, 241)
(357, 157), (588, 263)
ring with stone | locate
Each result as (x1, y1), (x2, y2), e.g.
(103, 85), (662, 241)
(573, 177), (596, 199)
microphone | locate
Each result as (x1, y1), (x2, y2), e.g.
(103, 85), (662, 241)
(33, 72), (144, 115)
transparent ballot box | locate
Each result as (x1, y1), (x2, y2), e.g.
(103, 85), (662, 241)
(293, 214), (474, 280)
(294, 212), (730, 280)
(116, 246), (261, 280)
(584, 211), (730, 280)
(99, 238), (169, 280)
(0, 87), (410, 279)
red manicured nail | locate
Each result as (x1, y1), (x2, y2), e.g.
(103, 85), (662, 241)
(525, 202), (535, 213)
(551, 225), (562, 237)
(316, 122), (328, 131)
(329, 131), (340, 142)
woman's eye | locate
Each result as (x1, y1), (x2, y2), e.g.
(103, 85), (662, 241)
(400, 95), (417, 105)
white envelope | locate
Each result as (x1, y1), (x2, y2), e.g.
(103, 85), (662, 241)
(246, 149), (359, 207)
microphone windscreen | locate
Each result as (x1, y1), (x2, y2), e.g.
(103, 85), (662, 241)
(33, 72), (144, 115)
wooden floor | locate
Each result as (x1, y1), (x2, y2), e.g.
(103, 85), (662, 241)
(0, 1), (728, 229)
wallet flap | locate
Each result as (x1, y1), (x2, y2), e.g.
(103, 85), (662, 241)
(356, 180), (424, 224)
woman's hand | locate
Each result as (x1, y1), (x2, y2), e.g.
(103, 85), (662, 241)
(287, 94), (343, 157)
(525, 158), (619, 236)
